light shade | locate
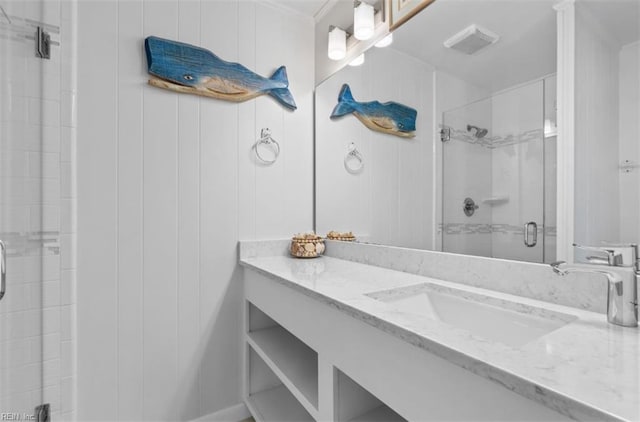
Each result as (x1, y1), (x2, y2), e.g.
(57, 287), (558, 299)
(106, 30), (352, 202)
(375, 33), (393, 48)
(348, 54), (365, 66)
(354, 2), (375, 41)
(328, 26), (347, 60)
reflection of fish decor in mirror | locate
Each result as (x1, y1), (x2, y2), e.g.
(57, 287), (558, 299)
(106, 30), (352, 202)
(330, 84), (417, 138)
(144, 36), (297, 110)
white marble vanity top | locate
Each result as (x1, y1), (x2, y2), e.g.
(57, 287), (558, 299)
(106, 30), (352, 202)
(240, 252), (640, 422)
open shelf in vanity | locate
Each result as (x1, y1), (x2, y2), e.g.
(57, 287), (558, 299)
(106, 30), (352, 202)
(335, 369), (406, 422)
(242, 265), (576, 421)
(248, 325), (319, 409)
(246, 346), (315, 421)
(246, 302), (319, 420)
(245, 301), (405, 422)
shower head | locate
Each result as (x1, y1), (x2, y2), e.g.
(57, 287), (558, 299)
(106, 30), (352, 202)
(467, 124), (488, 139)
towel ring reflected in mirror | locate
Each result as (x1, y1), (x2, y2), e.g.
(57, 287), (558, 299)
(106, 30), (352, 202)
(344, 142), (364, 174)
(254, 128), (280, 165)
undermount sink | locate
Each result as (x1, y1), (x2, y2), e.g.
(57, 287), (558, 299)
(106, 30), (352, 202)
(366, 283), (577, 348)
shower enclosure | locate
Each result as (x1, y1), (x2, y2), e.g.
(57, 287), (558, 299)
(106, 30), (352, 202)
(1, 1), (70, 419)
(441, 76), (556, 263)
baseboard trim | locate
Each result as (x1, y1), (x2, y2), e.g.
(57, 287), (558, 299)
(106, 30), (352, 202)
(189, 403), (251, 422)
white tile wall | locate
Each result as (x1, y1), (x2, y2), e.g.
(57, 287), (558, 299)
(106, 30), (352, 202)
(77, 1), (314, 420)
(0, 0), (76, 420)
(441, 96), (493, 257)
(490, 81), (544, 263)
(435, 71), (491, 252)
(441, 78), (553, 262)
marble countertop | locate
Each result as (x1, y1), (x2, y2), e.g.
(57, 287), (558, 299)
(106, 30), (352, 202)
(240, 254), (640, 422)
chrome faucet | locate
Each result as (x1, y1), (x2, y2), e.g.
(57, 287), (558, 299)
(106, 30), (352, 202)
(550, 244), (639, 328)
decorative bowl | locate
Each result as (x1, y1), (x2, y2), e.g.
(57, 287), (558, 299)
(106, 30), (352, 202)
(290, 233), (325, 258)
(326, 231), (356, 242)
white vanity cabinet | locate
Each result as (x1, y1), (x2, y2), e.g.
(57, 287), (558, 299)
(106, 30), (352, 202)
(242, 269), (570, 422)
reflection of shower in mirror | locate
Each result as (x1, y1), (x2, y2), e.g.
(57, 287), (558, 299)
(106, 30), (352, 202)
(467, 124), (488, 139)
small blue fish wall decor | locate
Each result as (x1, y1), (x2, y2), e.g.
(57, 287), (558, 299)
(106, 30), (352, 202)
(330, 84), (417, 138)
(144, 36), (296, 110)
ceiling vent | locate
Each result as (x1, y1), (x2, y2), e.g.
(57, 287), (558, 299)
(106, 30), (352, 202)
(443, 24), (500, 55)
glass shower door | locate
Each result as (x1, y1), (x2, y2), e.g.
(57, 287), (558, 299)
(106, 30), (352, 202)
(441, 79), (546, 263)
(489, 79), (545, 262)
(441, 97), (495, 258)
(0, 1), (45, 418)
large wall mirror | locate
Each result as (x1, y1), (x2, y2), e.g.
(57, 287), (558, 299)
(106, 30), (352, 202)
(315, 0), (640, 264)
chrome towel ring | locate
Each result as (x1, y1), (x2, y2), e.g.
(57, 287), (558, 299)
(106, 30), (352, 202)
(254, 128), (280, 165)
(344, 142), (364, 174)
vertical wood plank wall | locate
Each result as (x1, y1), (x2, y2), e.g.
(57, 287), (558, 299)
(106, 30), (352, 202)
(315, 48), (435, 250)
(618, 40), (640, 244)
(573, 3), (621, 245)
(77, 1), (314, 420)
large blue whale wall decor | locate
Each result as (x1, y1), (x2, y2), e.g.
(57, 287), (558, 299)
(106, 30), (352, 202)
(330, 84), (416, 138)
(144, 36), (296, 110)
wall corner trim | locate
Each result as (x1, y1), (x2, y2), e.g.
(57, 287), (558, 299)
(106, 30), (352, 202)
(555, 0), (576, 262)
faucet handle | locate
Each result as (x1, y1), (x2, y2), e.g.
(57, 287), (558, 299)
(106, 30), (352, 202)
(549, 261), (567, 275)
(573, 243), (637, 267)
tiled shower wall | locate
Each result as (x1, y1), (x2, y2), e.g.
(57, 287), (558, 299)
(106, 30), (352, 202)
(489, 80), (545, 263)
(0, 0), (76, 420)
(441, 77), (556, 263)
(440, 96), (493, 257)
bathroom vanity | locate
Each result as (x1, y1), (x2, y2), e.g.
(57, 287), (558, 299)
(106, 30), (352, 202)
(239, 240), (639, 422)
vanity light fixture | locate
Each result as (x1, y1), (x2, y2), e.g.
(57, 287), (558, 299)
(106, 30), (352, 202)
(354, 1), (375, 41)
(328, 26), (347, 60)
(348, 53), (365, 66)
(375, 33), (393, 48)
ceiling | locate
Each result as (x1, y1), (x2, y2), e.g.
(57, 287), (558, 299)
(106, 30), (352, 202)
(270, 0), (333, 18)
(389, 0), (640, 93)
(581, 0), (640, 47)
(391, 0), (558, 93)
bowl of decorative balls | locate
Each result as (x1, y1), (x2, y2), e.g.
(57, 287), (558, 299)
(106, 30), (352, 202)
(290, 232), (325, 258)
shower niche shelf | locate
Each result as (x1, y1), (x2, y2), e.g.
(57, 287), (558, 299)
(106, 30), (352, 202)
(246, 302), (319, 420)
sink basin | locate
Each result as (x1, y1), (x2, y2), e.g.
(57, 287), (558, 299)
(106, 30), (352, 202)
(367, 283), (577, 348)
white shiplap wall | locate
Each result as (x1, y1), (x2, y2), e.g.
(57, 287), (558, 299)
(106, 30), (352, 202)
(315, 48), (434, 249)
(618, 40), (640, 244)
(77, 1), (314, 420)
(574, 2), (621, 246)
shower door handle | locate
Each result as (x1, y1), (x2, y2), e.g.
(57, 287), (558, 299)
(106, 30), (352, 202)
(0, 240), (6, 301)
(524, 222), (537, 247)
